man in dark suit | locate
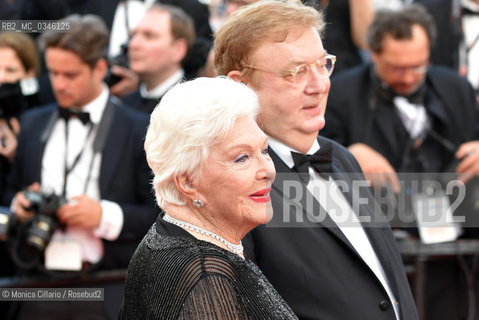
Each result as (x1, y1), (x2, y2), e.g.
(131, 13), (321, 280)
(214, 1), (418, 319)
(321, 4), (479, 320)
(121, 4), (196, 114)
(322, 4), (479, 212)
(3, 14), (157, 320)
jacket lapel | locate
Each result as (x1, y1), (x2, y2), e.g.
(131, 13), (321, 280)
(98, 98), (123, 196)
(332, 160), (401, 298)
(373, 103), (409, 159)
(34, 107), (59, 183)
(269, 147), (358, 255)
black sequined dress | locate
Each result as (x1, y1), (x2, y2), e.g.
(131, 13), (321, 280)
(120, 215), (298, 320)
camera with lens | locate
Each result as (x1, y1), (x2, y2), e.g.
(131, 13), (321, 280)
(22, 190), (67, 252)
(0, 190), (67, 270)
(104, 42), (130, 88)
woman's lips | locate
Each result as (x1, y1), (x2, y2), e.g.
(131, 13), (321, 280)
(249, 188), (272, 203)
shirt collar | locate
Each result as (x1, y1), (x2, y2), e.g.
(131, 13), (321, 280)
(463, 0), (479, 12)
(140, 69), (184, 99)
(80, 84), (109, 125)
(268, 136), (320, 169)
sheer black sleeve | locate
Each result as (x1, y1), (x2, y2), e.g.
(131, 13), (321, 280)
(178, 274), (248, 320)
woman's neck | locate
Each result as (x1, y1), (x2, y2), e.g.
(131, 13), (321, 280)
(164, 206), (245, 258)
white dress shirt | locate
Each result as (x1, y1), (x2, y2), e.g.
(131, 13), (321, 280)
(393, 96), (429, 139)
(462, 0), (479, 90)
(139, 69), (184, 99)
(41, 85), (123, 264)
(268, 136), (400, 320)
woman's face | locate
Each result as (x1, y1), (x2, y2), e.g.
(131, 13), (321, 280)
(0, 47), (31, 84)
(196, 116), (276, 235)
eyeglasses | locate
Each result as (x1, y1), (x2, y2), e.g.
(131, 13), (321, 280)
(243, 54), (336, 85)
(388, 64), (429, 76)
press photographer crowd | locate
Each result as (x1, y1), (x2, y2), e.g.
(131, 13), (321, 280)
(0, 0), (479, 319)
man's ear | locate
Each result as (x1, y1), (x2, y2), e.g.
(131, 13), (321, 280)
(227, 70), (242, 82)
(172, 38), (188, 64)
(94, 58), (109, 81)
(228, 69), (253, 88)
(174, 173), (197, 201)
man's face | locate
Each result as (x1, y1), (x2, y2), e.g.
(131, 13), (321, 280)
(129, 10), (181, 81)
(45, 48), (105, 108)
(239, 27), (331, 151)
(371, 24), (430, 96)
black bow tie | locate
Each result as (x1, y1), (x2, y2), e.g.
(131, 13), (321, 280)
(58, 108), (91, 125)
(463, 7), (479, 15)
(291, 142), (333, 184)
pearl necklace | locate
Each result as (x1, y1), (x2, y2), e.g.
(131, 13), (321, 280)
(163, 213), (244, 255)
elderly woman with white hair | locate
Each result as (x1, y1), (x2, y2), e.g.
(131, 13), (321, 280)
(120, 77), (297, 319)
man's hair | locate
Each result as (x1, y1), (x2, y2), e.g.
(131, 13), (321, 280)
(366, 4), (437, 53)
(39, 14), (109, 68)
(144, 77), (259, 208)
(0, 32), (40, 75)
(214, 0), (325, 76)
(149, 4), (196, 59)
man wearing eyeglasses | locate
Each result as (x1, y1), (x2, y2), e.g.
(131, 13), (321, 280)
(323, 4), (479, 194)
(322, 5), (479, 320)
(214, 1), (418, 319)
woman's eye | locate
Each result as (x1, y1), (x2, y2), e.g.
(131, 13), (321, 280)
(234, 155), (249, 163)
(261, 148), (270, 155)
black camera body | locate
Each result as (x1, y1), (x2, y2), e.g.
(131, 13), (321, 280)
(0, 191), (67, 270)
(104, 42), (130, 88)
(23, 191), (67, 252)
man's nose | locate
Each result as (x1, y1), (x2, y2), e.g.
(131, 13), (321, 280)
(305, 68), (330, 94)
(52, 75), (67, 91)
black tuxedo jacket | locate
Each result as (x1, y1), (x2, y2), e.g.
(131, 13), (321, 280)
(4, 97), (158, 270)
(322, 64), (479, 172)
(122, 90), (159, 115)
(243, 136), (418, 320)
(122, 77), (183, 114)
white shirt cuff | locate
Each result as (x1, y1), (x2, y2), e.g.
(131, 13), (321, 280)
(93, 200), (124, 241)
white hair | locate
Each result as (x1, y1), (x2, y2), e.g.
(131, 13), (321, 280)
(144, 76), (260, 208)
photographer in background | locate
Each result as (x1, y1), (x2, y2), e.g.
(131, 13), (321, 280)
(323, 3), (479, 206)
(121, 4), (195, 114)
(2, 14), (157, 320)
